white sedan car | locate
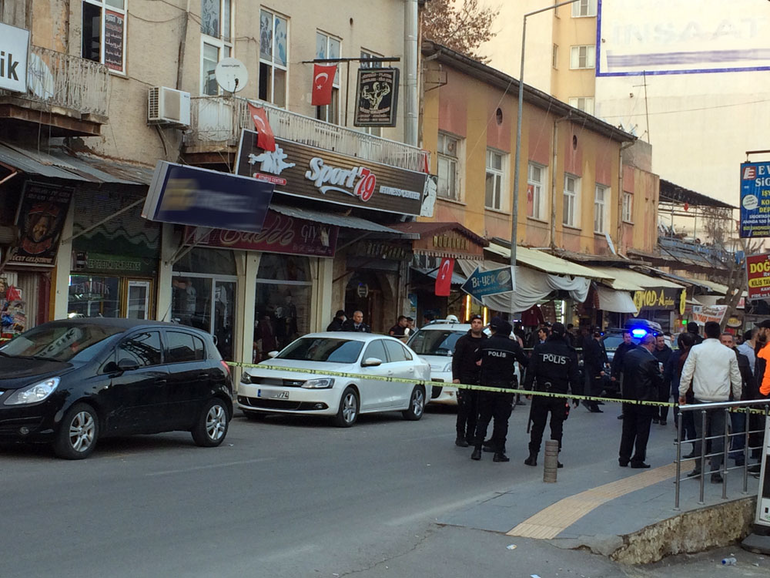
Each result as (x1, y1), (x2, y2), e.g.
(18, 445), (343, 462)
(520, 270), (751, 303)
(238, 333), (431, 427)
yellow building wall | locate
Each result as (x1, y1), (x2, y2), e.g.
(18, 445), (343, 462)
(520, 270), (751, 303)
(552, 12), (597, 103)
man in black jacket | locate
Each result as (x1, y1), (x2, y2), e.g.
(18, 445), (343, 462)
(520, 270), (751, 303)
(523, 323), (580, 467)
(618, 334), (661, 468)
(326, 310), (347, 331)
(652, 333), (673, 425)
(452, 314), (487, 447)
(342, 310), (371, 333)
(471, 317), (528, 462)
(582, 328), (608, 413)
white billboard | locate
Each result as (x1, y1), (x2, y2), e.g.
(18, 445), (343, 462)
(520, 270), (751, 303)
(597, 0), (770, 76)
(0, 22), (29, 93)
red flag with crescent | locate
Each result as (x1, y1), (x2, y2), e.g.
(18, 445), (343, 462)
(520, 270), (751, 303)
(247, 103), (276, 152)
(311, 63), (337, 106)
(435, 257), (455, 297)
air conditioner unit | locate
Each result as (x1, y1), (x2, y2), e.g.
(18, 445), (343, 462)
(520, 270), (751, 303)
(148, 87), (191, 127)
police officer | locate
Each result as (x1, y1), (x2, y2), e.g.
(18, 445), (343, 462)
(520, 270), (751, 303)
(523, 322), (579, 468)
(471, 317), (528, 462)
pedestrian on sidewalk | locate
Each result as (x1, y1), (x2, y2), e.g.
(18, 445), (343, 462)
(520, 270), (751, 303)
(582, 327), (608, 413)
(720, 332), (753, 466)
(665, 331), (697, 456)
(611, 330), (637, 420)
(451, 314), (487, 448)
(471, 317), (528, 463)
(619, 333), (662, 469)
(679, 321), (741, 483)
(327, 310), (347, 331)
(522, 322), (579, 468)
(737, 328), (756, 376)
(653, 333), (673, 425)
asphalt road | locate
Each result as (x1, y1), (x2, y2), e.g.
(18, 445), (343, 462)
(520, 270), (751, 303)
(0, 403), (763, 577)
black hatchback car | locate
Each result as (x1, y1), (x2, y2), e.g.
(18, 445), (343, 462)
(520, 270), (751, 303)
(0, 319), (233, 459)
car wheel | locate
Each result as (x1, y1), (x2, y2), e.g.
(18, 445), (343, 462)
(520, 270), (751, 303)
(333, 386), (359, 427)
(402, 386), (425, 421)
(53, 403), (99, 460)
(192, 398), (230, 447)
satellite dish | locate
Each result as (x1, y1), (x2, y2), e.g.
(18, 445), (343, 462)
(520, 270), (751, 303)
(27, 53), (54, 100)
(215, 58), (249, 93)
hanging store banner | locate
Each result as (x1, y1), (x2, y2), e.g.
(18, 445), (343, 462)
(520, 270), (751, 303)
(746, 252), (770, 299)
(0, 22), (29, 93)
(11, 181), (74, 267)
(691, 305), (728, 326)
(740, 162), (770, 238)
(354, 67), (400, 128)
(142, 162), (274, 232)
(235, 130), (427, 215)
(633, 287), (684, 313)
(185, 211), (339, 258)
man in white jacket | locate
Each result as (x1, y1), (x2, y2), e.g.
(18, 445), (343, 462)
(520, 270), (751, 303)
(679, 321), (742, 483)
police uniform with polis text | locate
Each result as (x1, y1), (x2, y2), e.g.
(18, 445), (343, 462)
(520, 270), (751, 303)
(522, 323), (579, 468)
(471, 317), (528, 463)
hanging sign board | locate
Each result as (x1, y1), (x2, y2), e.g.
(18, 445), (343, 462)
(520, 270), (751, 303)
(740, 162), (770, 238)
(0, 22), (29, 93)
(11, 181), (74, 267)
(746, 253), (770, 299)
(353, 67), (400, 128)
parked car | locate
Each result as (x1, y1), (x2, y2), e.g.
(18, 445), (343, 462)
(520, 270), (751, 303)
(238, 333), (431, 426)
(0, 319), (233, 459)
(406, 320), (520, 405)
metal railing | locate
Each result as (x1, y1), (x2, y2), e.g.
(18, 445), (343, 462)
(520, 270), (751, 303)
(0, 45), (110, 117)
(674, 399), (768, 510)
(185, 96), (427, 173)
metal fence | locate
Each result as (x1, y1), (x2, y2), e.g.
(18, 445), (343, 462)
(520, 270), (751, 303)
(674, 399), (768, 510)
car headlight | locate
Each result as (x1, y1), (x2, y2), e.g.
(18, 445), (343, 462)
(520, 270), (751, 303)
(240, 373), (253, 384)
(4, 377), (60, 406)
(302, 378), (335, 389)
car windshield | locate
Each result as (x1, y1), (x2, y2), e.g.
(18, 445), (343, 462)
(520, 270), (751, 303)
(407, 329), (464, 356)
(277, 338), (364, 363)
(0, 323), (123, 362)
(602, 335), (623, 353)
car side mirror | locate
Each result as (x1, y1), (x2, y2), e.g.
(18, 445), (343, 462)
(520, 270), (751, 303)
(362, 357), (383, 367)
(267, 351), (279, 359)
(117, 358), (140, 372)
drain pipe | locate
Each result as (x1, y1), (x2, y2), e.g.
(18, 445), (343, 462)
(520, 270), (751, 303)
(404, 0), (419, 146)
(550, 114), (571, 249)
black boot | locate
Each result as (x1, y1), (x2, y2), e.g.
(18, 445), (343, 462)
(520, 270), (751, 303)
(471, 448), (482, 460)
(455, 436), (469, 448)
(493, 452), (510, 462)
(524, 452), (537, 466)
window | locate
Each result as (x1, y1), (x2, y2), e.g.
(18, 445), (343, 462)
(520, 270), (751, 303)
(568, 97), (595, 115)
(384, 340), (411, 362)
(552, 44), (559, 68)
(563, 174), (580, 228)
(82, 0), (127, 74)
(437, 132), (461, 201)
(570, 45), (596, 70)
(117, 331), (162, 367)
(622, 192), (634, 223)
(360, 49), (382, 137)
(166, 331), (197, 363)
(364, 340), (388, 363)
(259, 9), (288, 107)
(200, 0), (233, 95)
(527, 162), (547, 220)
(594, 184), (608, 234)
(572, 0), (597, 17)
(316, 32), (341, 124)
(485, 149), (506, 211)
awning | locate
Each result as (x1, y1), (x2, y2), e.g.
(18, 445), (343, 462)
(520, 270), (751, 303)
(588, 266), (685, 291)
(390, 221), (488, 260)
(0, 142), (153, 185)
(411, 266), (466, 286)
(270, 204), (417, 237)
(486, 243), (612, 280)
(596, 286), (638, 314)
(695, 279), (728, 295)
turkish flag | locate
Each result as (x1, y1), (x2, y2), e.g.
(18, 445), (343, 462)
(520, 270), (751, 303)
(248, 103), (276, 152)
(311, 63), (337, 106)
(435, 258), (455, 297)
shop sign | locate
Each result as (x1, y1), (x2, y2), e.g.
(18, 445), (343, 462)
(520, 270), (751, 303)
(0, 23), (29, 93)
(353, 67), (400, 128)
(632, 288), (684, 313)
(11, 181), (74, 267)
(235, 130), (428, 216)
(740, 162), (770, 238)
(692, 305), (728, 325)
(357, 283), (369, 298)
(142, 162), (274, 232)
(186, 210), (339, 258)
(746, 252), (770, 299)
(348, 241), (411, 261)
(72, 251), (156, 275)
(413, 229), (485, 260)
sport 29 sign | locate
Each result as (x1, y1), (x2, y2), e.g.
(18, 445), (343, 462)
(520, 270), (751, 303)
(746, 253), (770, 299)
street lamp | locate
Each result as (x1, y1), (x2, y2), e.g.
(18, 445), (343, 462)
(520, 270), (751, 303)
(510, 0), (581, 311)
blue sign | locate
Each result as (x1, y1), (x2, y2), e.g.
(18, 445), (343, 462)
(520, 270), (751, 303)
(740, 162), (770, 238)
(460, 266), (513, 299)
(142, 162), (275, 232)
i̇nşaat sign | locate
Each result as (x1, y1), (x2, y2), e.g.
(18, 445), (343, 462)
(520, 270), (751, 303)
(235, 129), (427, 216)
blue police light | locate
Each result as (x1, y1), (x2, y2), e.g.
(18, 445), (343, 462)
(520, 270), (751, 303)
(631, 328), (648, 339)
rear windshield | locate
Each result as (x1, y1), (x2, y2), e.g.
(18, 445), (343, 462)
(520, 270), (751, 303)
(407, 330), (464, 356)
(0, 323), (123, 362)
(277, 338), (364, 364)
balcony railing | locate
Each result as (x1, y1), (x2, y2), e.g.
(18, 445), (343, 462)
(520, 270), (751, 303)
(0, 45), (110, 117)
(185, 96), (426, 173)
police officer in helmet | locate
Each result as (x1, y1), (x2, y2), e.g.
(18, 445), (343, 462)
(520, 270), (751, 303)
(523, 322), (580, 468)
(471, 316), (528, 462)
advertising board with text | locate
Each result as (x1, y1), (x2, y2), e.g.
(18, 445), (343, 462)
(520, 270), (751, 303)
(746, 253), (770, 299)
(0, 22), (29, 93)
(740, 162), (770, 238)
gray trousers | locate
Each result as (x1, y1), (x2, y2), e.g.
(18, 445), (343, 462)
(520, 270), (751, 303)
(692, 402), (726, 472)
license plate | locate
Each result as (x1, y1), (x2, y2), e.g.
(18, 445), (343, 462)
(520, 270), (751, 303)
(258, 389), (289, 399)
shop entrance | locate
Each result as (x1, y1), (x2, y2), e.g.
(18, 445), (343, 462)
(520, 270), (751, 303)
(345, 273), (383, 332)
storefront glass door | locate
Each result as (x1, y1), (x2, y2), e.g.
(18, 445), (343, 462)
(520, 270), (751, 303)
(213, 280), (235, 361)
(127, 280), (151, 319)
